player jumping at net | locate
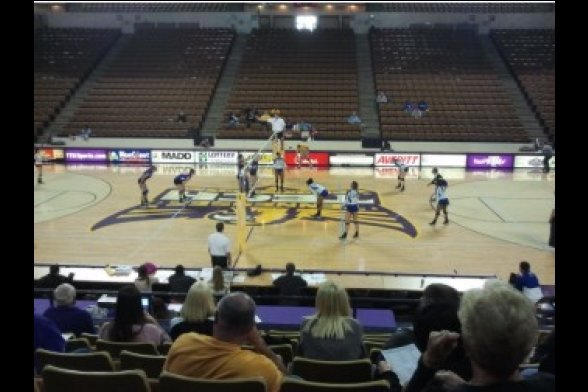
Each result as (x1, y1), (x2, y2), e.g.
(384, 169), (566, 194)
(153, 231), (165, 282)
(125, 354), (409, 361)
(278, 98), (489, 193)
(430, 178), (449, 225)
(307, 178), (329, 218)
(393, 158), (409, 192)
(296, 143), (313, 169)
(428, 167), (443, 203)
(138, 165), (157, 207)
(340, 180), (360, 240)
(34, 148), (44, 184)
(174, 168), (195, 203)
(273, 151), (286, 192)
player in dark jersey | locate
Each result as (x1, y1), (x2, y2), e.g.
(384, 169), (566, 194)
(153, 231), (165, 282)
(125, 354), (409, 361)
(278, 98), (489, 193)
(138, 165), (157, 207)
(428, 167), (443, 203)
(247, 155), (259, 197)
(237, 153), (248, 193)
(174, 168), (195, 203)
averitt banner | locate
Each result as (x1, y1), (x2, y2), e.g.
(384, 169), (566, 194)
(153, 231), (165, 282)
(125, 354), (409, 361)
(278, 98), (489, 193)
(374, 153), (421, 167)
(108, 149), (150, 163)
(466, 154), (514, 169)
(65, 149), (108, 162)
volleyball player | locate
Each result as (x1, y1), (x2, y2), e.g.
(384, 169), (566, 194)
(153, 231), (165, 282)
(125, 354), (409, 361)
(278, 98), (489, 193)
(138, 165), (157, 207)
(340, 180), (360, 240)
(306, 178), (329, 218)
(247, 155), (259, 196)
(273, 152), (285, 192)
(174, 168), (195, 203)
(237, 153), (248, 193)
(34, 148), (44, 184)
(296, 143), (313, 169)
(393, 158), (409, 191)
(430, 178), (449, 225)
(428, 167), (443, 203)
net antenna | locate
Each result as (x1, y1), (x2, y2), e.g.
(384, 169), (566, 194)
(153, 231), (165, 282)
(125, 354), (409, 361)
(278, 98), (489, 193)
(236, 132), (279, 253)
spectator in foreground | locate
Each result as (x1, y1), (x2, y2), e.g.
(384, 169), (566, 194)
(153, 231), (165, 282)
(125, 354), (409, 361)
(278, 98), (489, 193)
(43, 283), (95, 337)
(509, 261), (543, 303)
(134, 263), (159, 292)
(34, 313), (65, 374)
(422, 281), (554, 392)
(98, 285), (170, 345)
(169, 281), (216, 340)
(272, 262), (308, 305)
(37, 264), (74, 290)
(168, 265), (196, 299)
(164, 292), (287, 392)
(209, 265), (230, 297)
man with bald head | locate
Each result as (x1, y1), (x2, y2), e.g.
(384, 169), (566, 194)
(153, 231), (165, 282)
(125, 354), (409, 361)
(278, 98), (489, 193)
(164, 292), (286, 392)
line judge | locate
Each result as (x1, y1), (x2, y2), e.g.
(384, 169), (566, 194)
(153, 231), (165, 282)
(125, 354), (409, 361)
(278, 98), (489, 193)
(208, 222), (232, 269)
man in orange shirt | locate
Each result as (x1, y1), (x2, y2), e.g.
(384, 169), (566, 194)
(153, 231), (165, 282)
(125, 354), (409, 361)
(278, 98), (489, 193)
(164, 292), (286, 392)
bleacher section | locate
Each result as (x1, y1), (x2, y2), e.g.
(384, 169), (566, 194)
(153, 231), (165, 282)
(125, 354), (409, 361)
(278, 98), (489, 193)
(491, 29), (555, 137)
(218, 28), (362, 140)
(366, 3), (555, 13)
(34, 28), (120, 141)
(67, 2), (244, 12)
(370, 28), (529, 142)
(60, 28), (234, 138)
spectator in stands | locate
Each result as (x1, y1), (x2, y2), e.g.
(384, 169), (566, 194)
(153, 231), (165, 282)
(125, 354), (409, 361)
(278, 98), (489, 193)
(412, 107), (423, 119)
(134, 263), (159, 292)
(43, 283), (95, 337)
(98, 285), (170, 345)
(272, 262), (308, 305)
(509, 261), (543, 303)
(376, 91), (389, 104)
(79, 125), (92, 140)
(208, 222), (232, 269)
(404, 101), (414, 113)
(168, 265), (196, 299)
(164, 292), (287, 392)
(243, 106), (258, 128)
(298, 280), (365, 361)
(37, 264), (74, 290)
(152, 296), (178, 334)
(542, 142), (554, 173)
(169, 281), (216, 340)
(209, 265), (230, 297)
(424, 281), (554, 392)
(418, 100), (429, 114)
(34, 313), (65, 373)
(227, 112), (239, 128)
(347, 111), (363, 125)
(176, 111), (187, 123)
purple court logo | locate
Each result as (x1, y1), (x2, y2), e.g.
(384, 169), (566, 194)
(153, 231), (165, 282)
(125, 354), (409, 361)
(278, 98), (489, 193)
(466, 154), (514, 169)
(65, 149), (108, 162)
(92, 188), (418, 239)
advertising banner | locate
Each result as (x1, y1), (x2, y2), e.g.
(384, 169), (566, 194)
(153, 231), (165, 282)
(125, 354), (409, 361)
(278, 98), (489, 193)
(40, 148), (64, 161)
(421, 154), (467, 168)
(242, 152), (274, 165)
(197, 151), (238, 164)
(284, 151), (329, 167)
(151, 150), (196, 164)
(466, 154), (514, 169)
(514, 155), (555, 169)
(108, 149), (151, 163)
(329, 154), (374, 166)
(65, 149), (108, 162)
(374, 153), (421, 167)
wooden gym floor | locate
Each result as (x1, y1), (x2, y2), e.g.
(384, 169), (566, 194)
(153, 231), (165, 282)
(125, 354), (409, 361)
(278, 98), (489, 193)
(34, 164), (555, 284)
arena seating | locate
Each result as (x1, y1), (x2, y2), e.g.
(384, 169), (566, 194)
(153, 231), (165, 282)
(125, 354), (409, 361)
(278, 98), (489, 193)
(34, 28), (120, 140)
(370, 28), (529, 142)
(366, 3), (554, 13)
(60, 28), (234, 138)
(218, 28), (362, 140)
(490, 29), (555, 137)
(66, 3), (244, 12)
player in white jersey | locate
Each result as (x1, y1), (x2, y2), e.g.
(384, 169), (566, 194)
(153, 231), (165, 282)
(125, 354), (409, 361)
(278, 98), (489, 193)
(428, 167), (443, 203)
(306, 178), (329, 218)
(273, 152), (286, 192)
(138, 165), (157, 207)
(393, 158), (409, 191)
(430, 178), (449, 225)
(340, 180), (360, 240)
(34, 148), (44, 184)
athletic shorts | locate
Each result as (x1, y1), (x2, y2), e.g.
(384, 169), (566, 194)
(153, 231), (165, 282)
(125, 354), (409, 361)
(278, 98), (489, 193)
(346, 204), (359, 213)
(319, 190), (329, 198)
(275, 131), (284, 139)
(274, 168), (284, 174)
(438, 198), (449, 206)
(174, 178), (182, 185)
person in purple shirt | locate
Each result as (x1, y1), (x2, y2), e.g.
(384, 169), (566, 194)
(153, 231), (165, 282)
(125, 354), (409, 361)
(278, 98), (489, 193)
(34, 313), (65, 373)
(511, 261), (540, 291)
(43, 283), (95, 337)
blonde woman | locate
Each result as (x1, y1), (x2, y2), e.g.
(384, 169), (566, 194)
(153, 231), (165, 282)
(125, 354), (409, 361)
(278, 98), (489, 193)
(169, 281), (215, 341)
(298, 281), (365, 360)
(210, 265), (230, 297)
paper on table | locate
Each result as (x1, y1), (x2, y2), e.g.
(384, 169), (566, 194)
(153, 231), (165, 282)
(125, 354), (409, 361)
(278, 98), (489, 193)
(380, 344), (420, 386)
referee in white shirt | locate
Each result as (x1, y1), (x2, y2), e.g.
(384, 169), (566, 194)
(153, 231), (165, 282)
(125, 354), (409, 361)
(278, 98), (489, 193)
(208, 222), (232, 269)
(259, 111), (286, 151)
